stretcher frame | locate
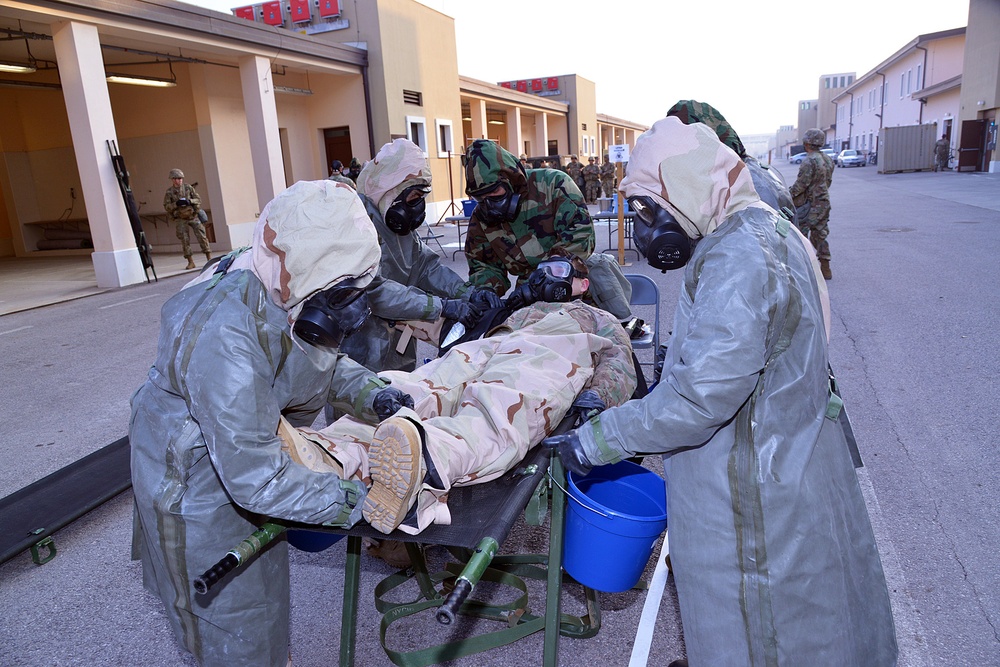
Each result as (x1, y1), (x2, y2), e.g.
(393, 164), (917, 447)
(303, 441), (600, 666)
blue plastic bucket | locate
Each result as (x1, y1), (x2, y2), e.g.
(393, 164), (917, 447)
(286, 529), (343, 553)
(461, 199), (477, 217)
(563, 460), (667, 593)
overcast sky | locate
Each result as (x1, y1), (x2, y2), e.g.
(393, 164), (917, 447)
(184, 0), (970, 136)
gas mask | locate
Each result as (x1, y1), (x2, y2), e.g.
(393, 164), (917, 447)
(292, 278), (370, 349)
(507, 257), (579, 310)
(628, 195), (692, 271)
(473, 181), (521, 225)
(384, 185), (429, 235)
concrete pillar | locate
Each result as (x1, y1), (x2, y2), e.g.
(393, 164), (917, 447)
(239, 55), (285, 211)
(506, 107), (523, 155)
(535, 112), (549, 157)
(52, 21), (145, 288)
(470, 99), (487, 141)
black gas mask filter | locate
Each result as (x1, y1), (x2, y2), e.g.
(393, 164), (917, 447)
(506, 257), (579, 310)
(473, 181), (521, 225)
(628, 195), (692, 271)
(384, 185), (429, 235)
(293, 279), (371, 349)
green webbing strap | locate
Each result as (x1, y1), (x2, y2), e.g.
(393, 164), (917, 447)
(205, 246), (250, 289)
(422, 293), (436, 320)
(354, 376), (388, 416)
(525, 477), (549, 526)
(590, 415), (624, 465)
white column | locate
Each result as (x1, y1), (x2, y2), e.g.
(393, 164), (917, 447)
(506, 107), (523, 154)
(534, 112), (548, 156)
(470, 99), (487, 141)
(239, 55), (285, 211)
(52, 20), (144, 288)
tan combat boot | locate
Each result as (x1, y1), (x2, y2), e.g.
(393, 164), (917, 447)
(364, 416), (426, 534)
(185, 257), (196, 270)
(819, 259), (832, 280)
(205, 252), (212, 263)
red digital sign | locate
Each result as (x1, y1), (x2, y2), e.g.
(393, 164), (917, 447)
(261, 1), (283, 26)
(500, 81), (512, 89)
(516, 80), (527, 92)
(531, 79), (542, 91)
(289, 0), (311, 23)
(233, 6), (255, 21)
(318, 0), (341, 18)
(547, 77), (559, 90)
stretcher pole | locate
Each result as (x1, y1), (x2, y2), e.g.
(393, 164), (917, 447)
(193, 522), (286, 594)
(543, 452), (566, 664)
(435, 537), (500, 624)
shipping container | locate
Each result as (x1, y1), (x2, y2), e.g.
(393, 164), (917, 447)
(878, 124), (937, 173)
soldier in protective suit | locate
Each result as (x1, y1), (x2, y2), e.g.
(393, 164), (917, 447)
(790, 127), (835, 279)
(463, 139), (632, 321)
(342, 138), (489, 373)
(544, 118), (897, 666)
(130, 180), (415, 667)
(279, 258), (636, 535)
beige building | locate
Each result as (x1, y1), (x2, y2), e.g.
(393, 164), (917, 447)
(831, 28), (965, 157)
(957, 0), (999, 172)
(0, 0), (646, 289)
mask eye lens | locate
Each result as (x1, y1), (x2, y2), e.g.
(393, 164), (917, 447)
(629, 197), (658, 226)
(474, 183), (508, 203)
(323, 283), (363, 309)
(538, 259), (573, 278)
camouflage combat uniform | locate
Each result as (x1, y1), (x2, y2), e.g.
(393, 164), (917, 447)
(565, 156), (585, 190)
(164, 182), (210, 260)
(600, 159), (616, 198)
(582, 160), (601, 204)
(464, 139), (632, 319)
(789, 150), (834, 261)
(281, 299), (637, 535)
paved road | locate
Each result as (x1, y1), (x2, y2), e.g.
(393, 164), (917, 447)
(1, 162), (998, 665)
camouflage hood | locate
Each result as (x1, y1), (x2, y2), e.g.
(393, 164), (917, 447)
(666, 99), (747, 159)
(356, 138), (432, 220)
(619, 116), (763, 239)
(464, 139), (527, 197)
(249, 180), (380, 324)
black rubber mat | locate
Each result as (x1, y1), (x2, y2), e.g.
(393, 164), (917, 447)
(0, 436), (131, 564)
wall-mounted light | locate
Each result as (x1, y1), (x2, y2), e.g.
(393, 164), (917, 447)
(274, 85), (313, 95)
(487, 109), (505, 125)
(106, 72), (176, 87)
(977, 100), (986, 106)
(0, 59), (37, 74)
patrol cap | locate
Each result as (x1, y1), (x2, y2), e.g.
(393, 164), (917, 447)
(570, 154), (578, 159)
(169, 168), (184, 179)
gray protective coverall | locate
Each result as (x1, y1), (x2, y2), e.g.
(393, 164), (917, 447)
(130, 181), (387, 666)
(342, 138), (468, 372)
(575, 118), (897, 665)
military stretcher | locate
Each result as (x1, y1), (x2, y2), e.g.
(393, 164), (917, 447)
(195, 414), (608, 667)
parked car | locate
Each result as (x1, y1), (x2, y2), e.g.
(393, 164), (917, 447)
(821, 148), (838, 162)
(789, 152), (808, 164)
(837, 149), (867, 167)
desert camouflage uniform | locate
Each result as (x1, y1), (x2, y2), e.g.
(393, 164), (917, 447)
(789, 151), (834, 260)
(600, 160), (616, 197)
(565, 157), (585, 190)
(164, 183), (210, 259)
(464, 139), (632, 319)
(282, 299), (636, 534)
(582, 160), (601, 204)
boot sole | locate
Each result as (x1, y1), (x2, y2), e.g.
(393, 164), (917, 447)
(363, 417), (424, 534)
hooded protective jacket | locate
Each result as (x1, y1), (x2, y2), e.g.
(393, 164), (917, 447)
(577, 118), (897, 665)
(464, 139), (632, 319)
(130, 181), (386, 667)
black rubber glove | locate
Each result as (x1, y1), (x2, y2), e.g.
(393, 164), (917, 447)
(373, 386), (415, 421)
(542, 430), (593, 477)
(440, 298), (471, 323)
(468, 287), (503, 311)
(504, 282), (536, 311)
(569, 389), (606, 421)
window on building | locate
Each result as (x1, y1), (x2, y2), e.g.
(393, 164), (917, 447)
(916, 64), (922, 90)
(839, 76), (845, 87)
(406, 115), (427, 155)
(848, 75), (854, 85)
(581, 123), (587, 131)
(435, 119), (454, 158)
(825, 78), (831, 89)
(906, 69), (912, 95)
(900, 73), (905, 97)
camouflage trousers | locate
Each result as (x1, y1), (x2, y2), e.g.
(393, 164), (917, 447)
(601, 179), (615, 198)
(585, 180), (601, 204)
(282, 318), (615, 535)
(797, 200), (831, 261)
(174, 218), (211, 258)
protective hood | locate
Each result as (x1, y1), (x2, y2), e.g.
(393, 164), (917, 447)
(666, 99), (748, 159)
(355, 138), (431, 221)
(619, 116), (762, 240)
(247, 180), (381, 324)
(464, 139), (527, 197)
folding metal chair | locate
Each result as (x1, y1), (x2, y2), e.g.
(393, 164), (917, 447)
(624, 274), (660, 378)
